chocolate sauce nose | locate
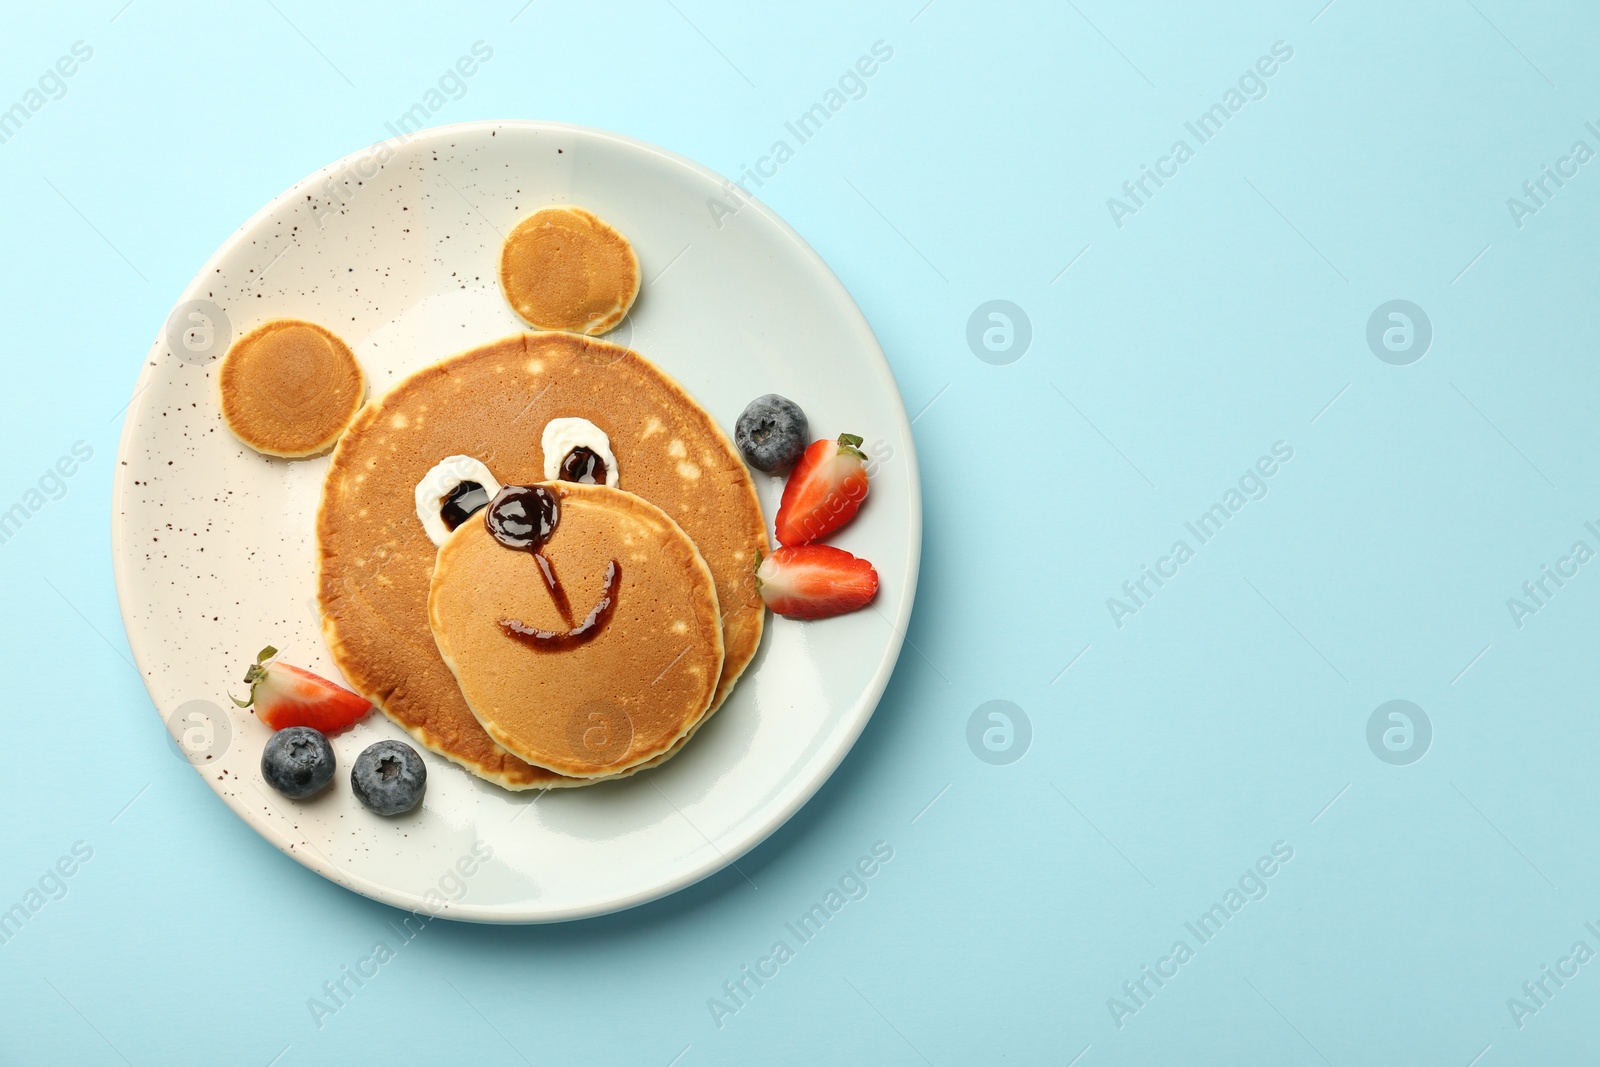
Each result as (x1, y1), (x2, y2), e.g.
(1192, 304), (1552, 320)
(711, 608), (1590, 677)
(485, 484), (559, 551)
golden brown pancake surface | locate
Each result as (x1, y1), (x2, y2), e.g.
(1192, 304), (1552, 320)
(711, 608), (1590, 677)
(220, 319), (365, 457)
(316, 332), (768, 789)
(430, 483), (723, 778)
(499, 206), (639, 335)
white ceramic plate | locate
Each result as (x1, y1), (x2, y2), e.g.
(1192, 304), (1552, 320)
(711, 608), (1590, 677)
(111, 121), (919, 922)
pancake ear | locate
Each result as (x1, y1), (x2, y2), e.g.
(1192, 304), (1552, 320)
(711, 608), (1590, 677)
(219, 319), (366, 459)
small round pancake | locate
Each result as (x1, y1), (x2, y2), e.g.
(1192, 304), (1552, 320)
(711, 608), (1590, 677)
(220, 319), (365, 457)
(499, 206), (639, 335)
(430, 483), (723, 778)
(317, 332), (768, 789)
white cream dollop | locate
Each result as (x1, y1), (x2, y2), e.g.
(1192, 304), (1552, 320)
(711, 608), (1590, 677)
(414, 455), (501, 547)
(541, 417), (619, 487)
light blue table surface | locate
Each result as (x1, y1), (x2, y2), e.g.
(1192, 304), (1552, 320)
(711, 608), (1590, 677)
(3, 1), (1597, 1063)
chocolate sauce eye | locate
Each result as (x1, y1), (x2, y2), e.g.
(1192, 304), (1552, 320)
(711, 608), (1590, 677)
(559, 447), (607, 485)
(439, 481), (489, 531)
(485, 484), (559, 551)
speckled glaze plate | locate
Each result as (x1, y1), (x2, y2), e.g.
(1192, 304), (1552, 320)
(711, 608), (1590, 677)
(111, 121), (920, 923)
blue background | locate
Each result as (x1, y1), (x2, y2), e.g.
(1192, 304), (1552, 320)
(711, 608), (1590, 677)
(2, 0), (1596, 1063)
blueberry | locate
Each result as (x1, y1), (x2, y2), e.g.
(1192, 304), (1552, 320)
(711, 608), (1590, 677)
(261, 727), (336, 799)
(735, 394), (809, 473)
(351, 740), (426, 816)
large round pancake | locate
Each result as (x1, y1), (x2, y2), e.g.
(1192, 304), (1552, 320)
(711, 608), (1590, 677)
(499, 206), (639, 335)
(220, 319), (365, 457)
(429, 483), (723, 778)
(316, 332), (768, 789)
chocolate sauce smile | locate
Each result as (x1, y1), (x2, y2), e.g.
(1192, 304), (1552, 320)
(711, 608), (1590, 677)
(499, 560), (620, 651)
(486, 485), (620, 649)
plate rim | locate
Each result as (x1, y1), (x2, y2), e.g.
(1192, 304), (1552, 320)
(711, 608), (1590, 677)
(110, 118), (923, 923)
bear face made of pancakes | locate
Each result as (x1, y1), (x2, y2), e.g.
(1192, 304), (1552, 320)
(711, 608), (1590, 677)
(315, 332), (768, 789)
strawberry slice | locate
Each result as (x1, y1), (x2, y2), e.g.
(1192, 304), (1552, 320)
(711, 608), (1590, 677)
(775, 433), (869, 546)
(231, 645), (372, 733)
(755, 545), (879, 619)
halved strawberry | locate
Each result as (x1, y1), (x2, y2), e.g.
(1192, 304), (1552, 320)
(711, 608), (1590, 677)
(774, 433), (869, 546)
(755, 545), (879, 619)
(231, 645), (372, 733)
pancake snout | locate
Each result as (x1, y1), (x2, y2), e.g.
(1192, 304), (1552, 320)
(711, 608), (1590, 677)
(428, 482), (724, 778)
